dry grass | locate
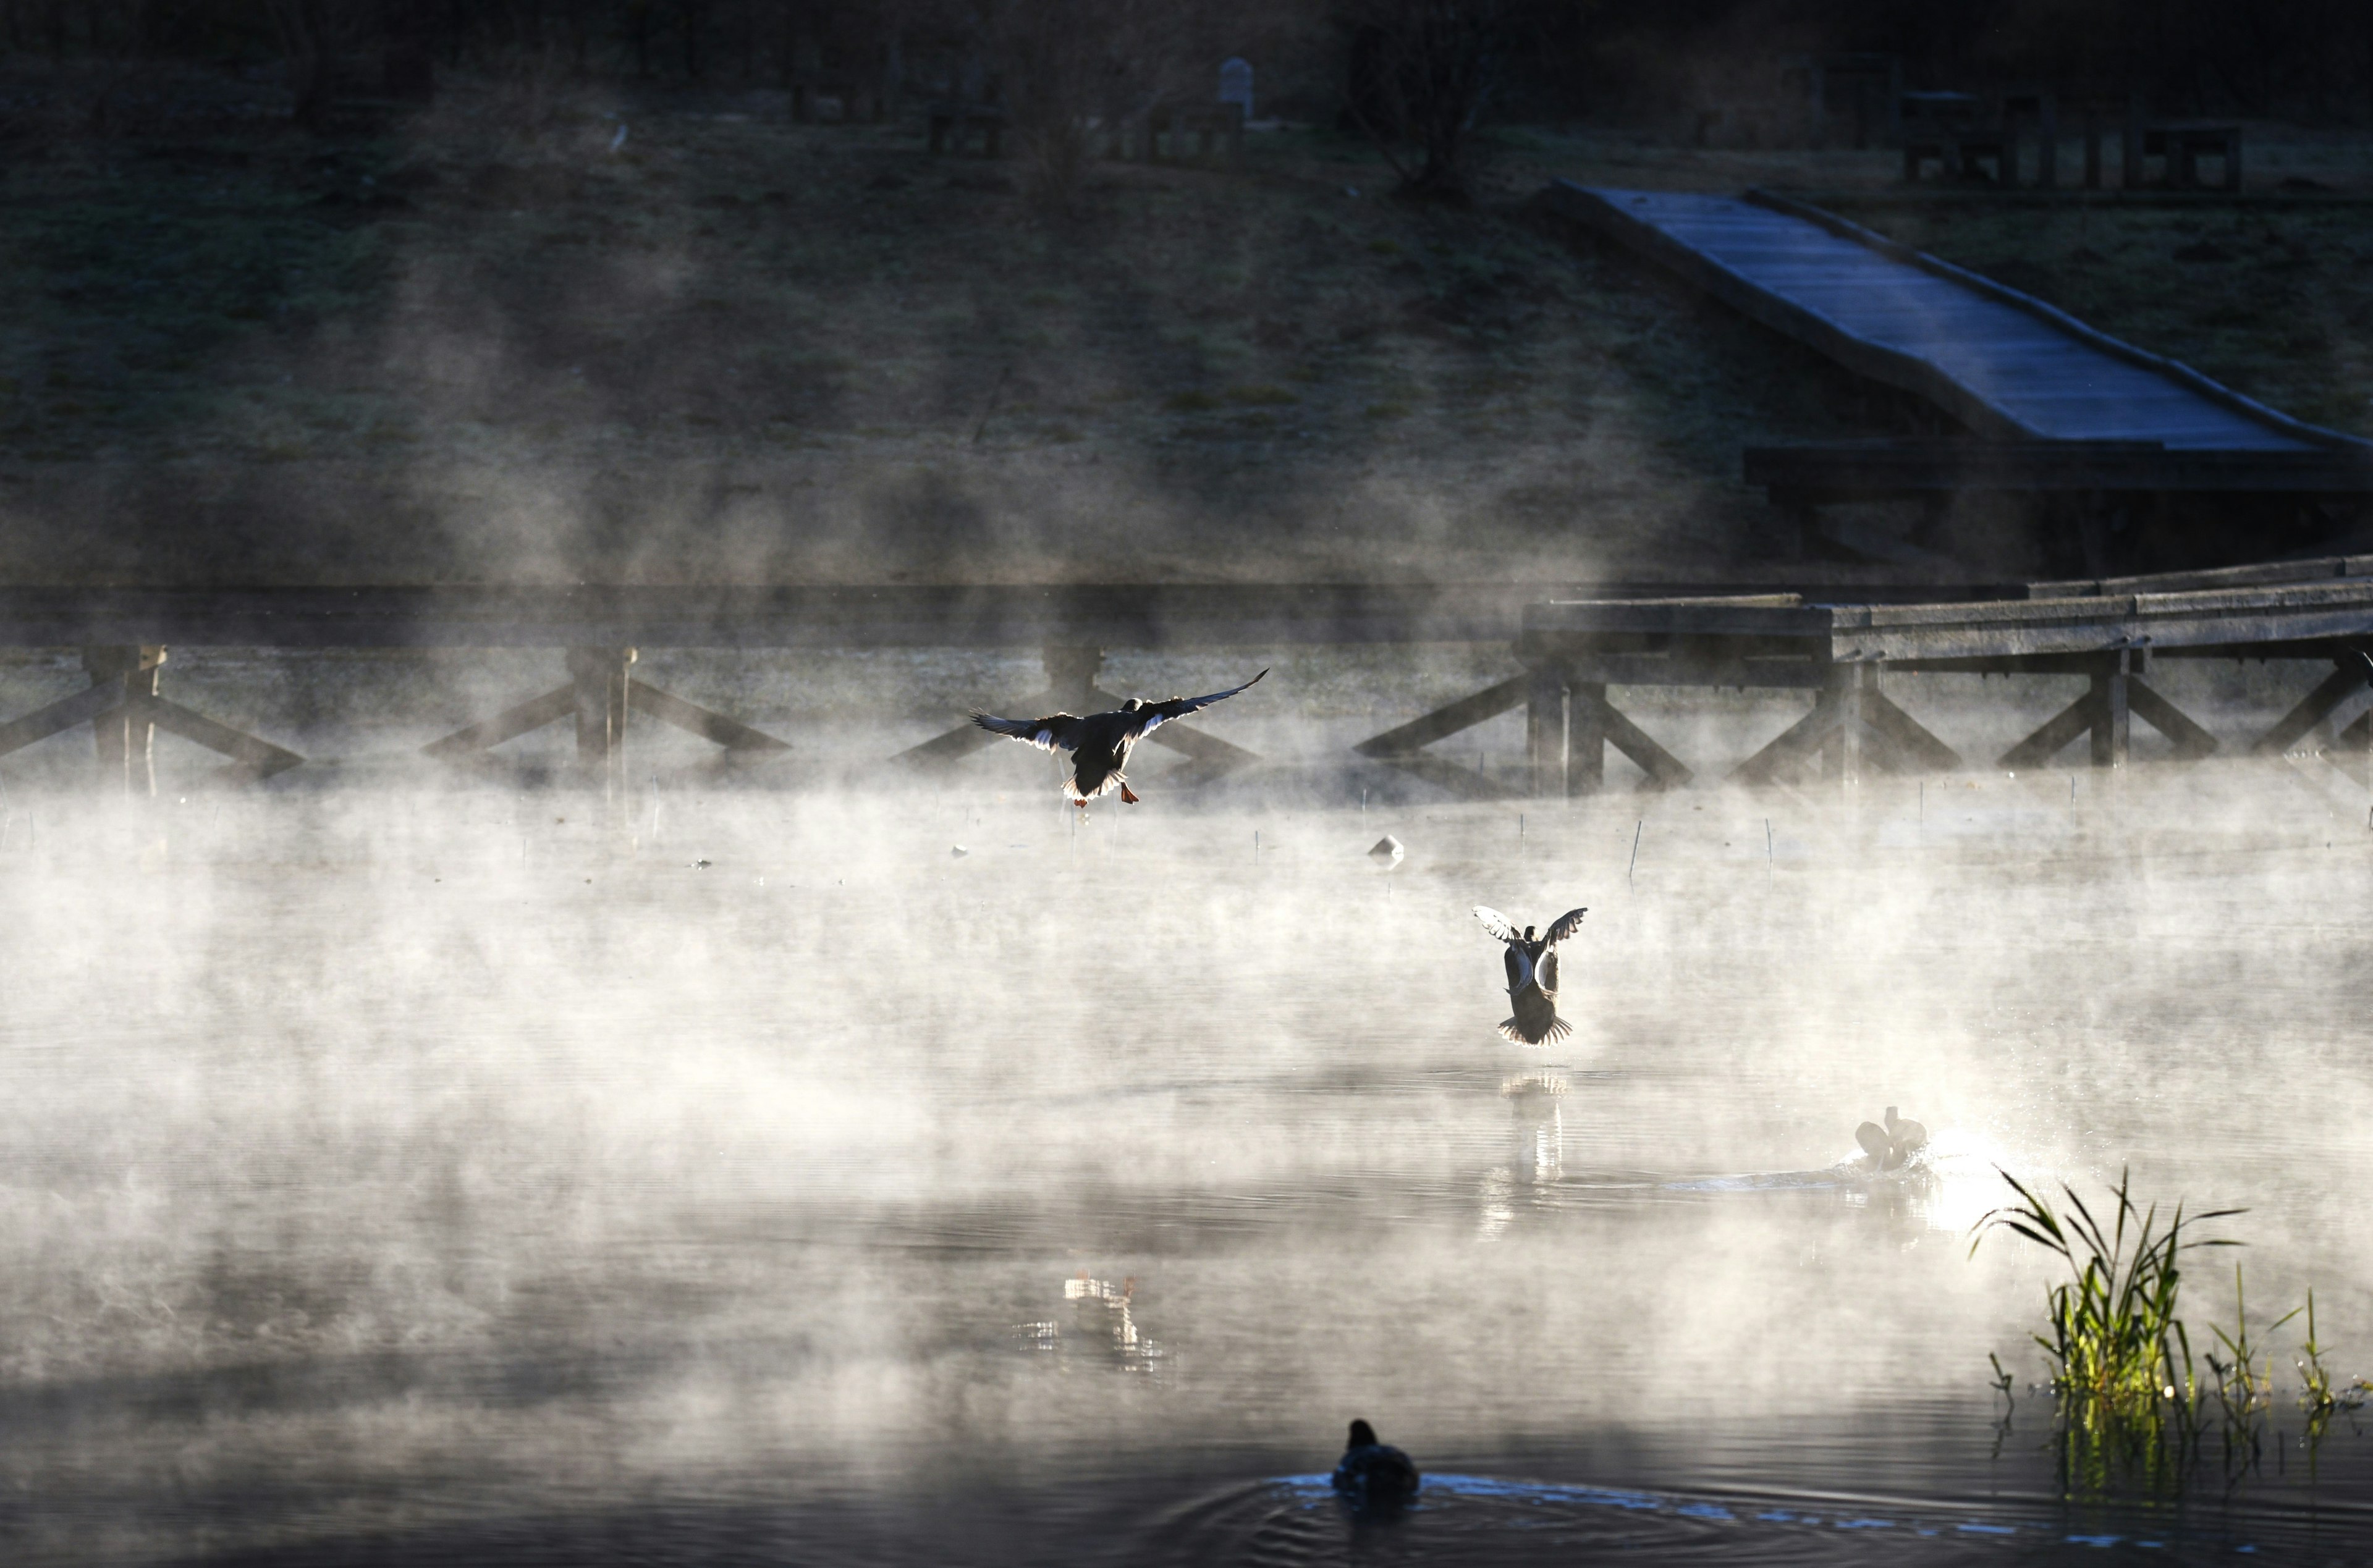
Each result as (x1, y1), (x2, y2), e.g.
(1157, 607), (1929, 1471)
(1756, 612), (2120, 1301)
(0, 72), (1894, 586)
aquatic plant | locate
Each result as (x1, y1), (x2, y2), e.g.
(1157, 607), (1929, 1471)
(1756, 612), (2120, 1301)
(2204, 1264), (2295, 1426)
(2291, 1289), (2370, 1433)
(1969, 1168), (2240, 1409)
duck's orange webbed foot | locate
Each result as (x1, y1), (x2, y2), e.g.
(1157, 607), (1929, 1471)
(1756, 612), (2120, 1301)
(1120, 786), (1140, 804)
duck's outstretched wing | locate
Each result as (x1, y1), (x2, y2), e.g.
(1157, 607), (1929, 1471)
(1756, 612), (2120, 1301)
(971, 712), (1085, 752)
(1473, 906), (1519, 943)
(1543, 907), (1589, 946)
(1125, 669), (1269, 740)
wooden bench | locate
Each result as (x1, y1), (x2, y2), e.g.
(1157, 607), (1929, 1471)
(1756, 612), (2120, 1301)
(1115, 100), (1243, 167)
(2147, 124), (2243, 191)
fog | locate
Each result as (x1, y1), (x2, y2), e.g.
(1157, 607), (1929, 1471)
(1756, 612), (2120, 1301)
(2, 651), (2371, 1564)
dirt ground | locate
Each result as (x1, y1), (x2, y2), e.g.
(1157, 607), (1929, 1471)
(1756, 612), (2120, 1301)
(4, 65), (2371, 588)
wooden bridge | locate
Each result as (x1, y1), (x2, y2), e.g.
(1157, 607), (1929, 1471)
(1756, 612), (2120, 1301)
(1542, 185), (2373, 568)
(6, 567), (2373, 805)
(0, 580), (1916, 796)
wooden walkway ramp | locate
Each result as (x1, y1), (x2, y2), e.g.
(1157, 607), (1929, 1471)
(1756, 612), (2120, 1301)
(1546, 183), (2359, 453)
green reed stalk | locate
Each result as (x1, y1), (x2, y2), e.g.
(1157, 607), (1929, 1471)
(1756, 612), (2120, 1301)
(1970, 1167), (2242, 1410)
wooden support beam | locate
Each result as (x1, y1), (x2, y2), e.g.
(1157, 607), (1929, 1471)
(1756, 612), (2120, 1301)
(426, 649), (781, 775)
(1825, 669), (1864, 787)
(1574, 688), (1693, 790)
(1370, 754), (1521, 802)
(2249, 657), (2372, 756)
(567, 646), (635, 766)
(627, 680), (790, 752)
(1999, 693), (2094, 770)
(2332, 712), (2370, 787)
(1569, 681), (1607, 795)
(0, 682), (126, 759)
(2091, 652), (2130, 769)
(85, 646), (163, 798)
(142, 697), (304, 781)
(1525, 664), (1567, 798)
(1730, 699), (1843, 785)
(2124, 678), (2220, 760)
(1861, 686), (1963, 771)
(423, 685), (577, 759)
(1355, 675), (1528, 757)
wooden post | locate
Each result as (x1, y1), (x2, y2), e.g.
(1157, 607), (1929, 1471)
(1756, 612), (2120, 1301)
(1839, 665), (1864, 789)
(2083, 105), (2102, 188)
(567, 646), (635, 806)
(2122, 92), (2145, 188)
(1042, 645), (1103, 711)
(1820, 665), (1866, 788)
(1525, 663), (1567, 799)
(2090, 650), (2131, 768)
(1569, 681), (1606, 796)
(83, 646), (163, 798)
(2036, 95), (2057, 188)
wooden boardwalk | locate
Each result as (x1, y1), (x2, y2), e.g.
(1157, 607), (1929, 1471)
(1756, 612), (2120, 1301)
(1546, 183), (2360, 452)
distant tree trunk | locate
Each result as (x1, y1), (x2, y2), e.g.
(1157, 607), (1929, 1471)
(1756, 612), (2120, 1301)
(262, 0), (365, 130)
(626, 0), (653, 76)
(679, 0), (706, 77)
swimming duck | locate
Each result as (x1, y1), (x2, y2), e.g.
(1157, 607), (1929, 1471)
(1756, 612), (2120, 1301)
(1853, 1105), (1929, 1171)
(1474, 905), (1588, 1044)
(1332, 1418), (1420, 1511)
(970, 670), (1268, 809)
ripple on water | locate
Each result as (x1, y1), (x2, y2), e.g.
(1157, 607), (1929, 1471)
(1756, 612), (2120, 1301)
(1136, 1473), (2316, 1566)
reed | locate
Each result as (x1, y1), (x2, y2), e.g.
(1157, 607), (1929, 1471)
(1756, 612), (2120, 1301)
(1969, 1167), (2241, 1409)
(2204, 1263), (2294, 1425)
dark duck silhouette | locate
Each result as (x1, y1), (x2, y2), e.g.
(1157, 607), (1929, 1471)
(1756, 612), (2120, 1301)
(1331, 1418), (1420, 1512)
(970, 670), (1267, 809)
(1854, 1105), (1929, 1171)
(1474, 905), (1588, 1044)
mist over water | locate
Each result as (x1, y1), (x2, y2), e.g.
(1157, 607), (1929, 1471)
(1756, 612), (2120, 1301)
(2, 654), (2372, 1564)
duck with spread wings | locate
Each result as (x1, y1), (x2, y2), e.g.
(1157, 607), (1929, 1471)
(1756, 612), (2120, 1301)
(970, 670), (1267, 809)
(1473, 905), (1589, 1045)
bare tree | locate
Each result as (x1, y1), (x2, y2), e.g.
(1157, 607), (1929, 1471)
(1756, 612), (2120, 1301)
(978, 0), (1223, 209)
(260, 0), (377, 127)
(1340, 0), (1519, 204)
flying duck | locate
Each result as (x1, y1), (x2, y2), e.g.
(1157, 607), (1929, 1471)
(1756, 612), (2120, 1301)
(970, 670), (1267, 809)
(1474, 905), (1588, 1045)
(1332, 1418), (1420, 1512)
(1853, 1106), (1929, 1171)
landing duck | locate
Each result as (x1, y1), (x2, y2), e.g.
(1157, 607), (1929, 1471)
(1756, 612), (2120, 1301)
(1474, 905), (1588, 1044)
(971, 670), (1267, 809)
(1332, 1418), (1420, 1511)
(1853, 1106), (1929, 1171)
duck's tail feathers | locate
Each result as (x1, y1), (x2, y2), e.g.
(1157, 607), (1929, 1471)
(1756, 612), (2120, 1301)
(1500, 1015), (1571, 1045)
(1539, 1015), (1572, 1043)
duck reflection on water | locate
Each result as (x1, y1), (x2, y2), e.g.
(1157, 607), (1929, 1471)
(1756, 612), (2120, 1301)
(1012, 1274), (1167, 1373)
(1504, 1070), (1566, 1185)
(1478, 1070), (1568, 1239)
